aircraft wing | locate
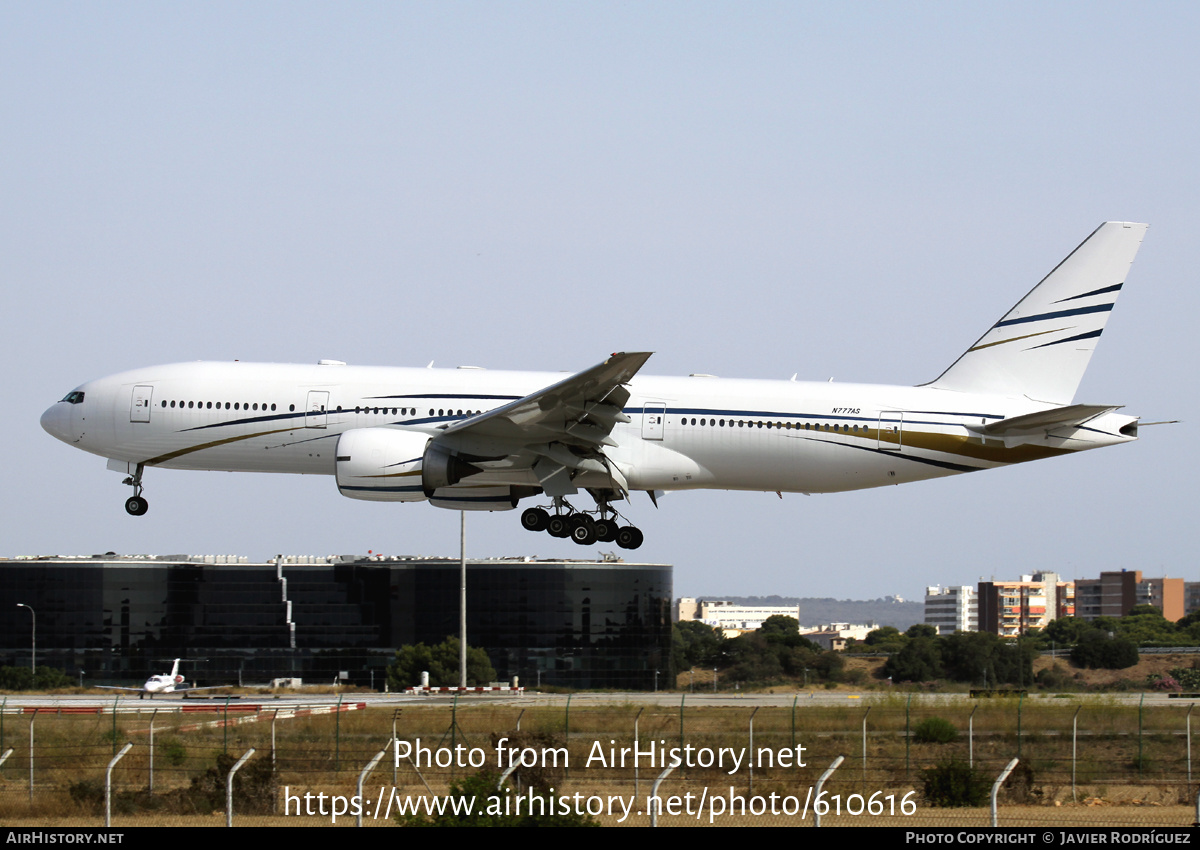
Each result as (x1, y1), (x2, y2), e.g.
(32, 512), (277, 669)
(434, 351), (652, 496)
(175, 685), (230, 694)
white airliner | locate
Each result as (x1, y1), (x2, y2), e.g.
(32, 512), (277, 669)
(96, 659), (222, 699)
(43, 222), (1148, 549)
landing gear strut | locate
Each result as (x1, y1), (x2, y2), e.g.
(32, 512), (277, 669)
(123, 463), (149, 516)
(519, 496), (643, 549)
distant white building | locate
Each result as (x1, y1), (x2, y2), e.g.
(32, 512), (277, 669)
(802, 622), (878, 651)
(924, 585), (978, 634)
(675, 598), (801, 637)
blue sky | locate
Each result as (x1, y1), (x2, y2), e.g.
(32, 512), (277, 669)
(5, 3), (1197, 602)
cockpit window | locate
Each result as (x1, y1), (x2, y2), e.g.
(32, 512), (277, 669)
(60, 391), (85, 404)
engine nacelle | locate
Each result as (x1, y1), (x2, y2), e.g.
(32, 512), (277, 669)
(429, 485), (539, 512)
(335, 428), (432, 502)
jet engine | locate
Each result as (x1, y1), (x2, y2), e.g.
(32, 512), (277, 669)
(335, 428), (432, 502)
(335, 428), (489, 502)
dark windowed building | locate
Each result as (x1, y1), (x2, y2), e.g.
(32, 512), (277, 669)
(0, 554), (672, 690)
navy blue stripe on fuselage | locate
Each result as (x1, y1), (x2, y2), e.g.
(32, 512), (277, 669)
(807, 437), (984, 474)
(367, 393), (522, 401)
(650, 408), (1004, 428)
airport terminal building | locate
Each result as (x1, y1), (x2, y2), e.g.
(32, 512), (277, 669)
(0, 554), (672, 690)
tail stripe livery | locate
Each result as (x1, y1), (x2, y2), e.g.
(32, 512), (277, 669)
(924, 221), (1147, 405)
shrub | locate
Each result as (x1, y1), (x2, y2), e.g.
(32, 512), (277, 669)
(922, 759), (989, 808)
(913, 717), (958, 744)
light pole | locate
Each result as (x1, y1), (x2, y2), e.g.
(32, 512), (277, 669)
(16, 605), (34, 681)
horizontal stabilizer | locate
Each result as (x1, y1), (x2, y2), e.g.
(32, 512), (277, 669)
(977, 404), (1122, 436)
(966, 403), (1128, 448)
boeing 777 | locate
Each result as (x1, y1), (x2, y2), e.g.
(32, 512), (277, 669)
(42, 222), (1149, 549)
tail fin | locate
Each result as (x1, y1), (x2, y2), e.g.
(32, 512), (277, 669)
(924, 221), (1148, 404)
(169, 658), (180, 678)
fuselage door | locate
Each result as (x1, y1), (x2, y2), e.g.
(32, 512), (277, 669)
(641, 403), (666, 441)
(878, 411), (903, 451)
(305, 391), (329, 429)
(130, 385), (153, 423)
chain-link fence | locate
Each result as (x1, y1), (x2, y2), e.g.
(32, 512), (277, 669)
(0, 698), (1196, 826)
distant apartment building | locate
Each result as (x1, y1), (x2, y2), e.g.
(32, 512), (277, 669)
(977, 572), (1074, 637)
(1074, 570), (1185, 622)
(1187, 583), (1200, 619)
(675, 598), (801, 637)
(923, 585), (978, 635)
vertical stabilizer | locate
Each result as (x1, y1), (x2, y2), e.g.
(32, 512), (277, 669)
(924, 222), (1147, 404)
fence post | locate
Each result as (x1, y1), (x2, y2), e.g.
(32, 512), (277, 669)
(1017, 693), (1024, 761)
(969, 703), (977, 768)
(861, 706), (871, 789)
(990, 758), (1019, 827)
(226, 748), (256, 827)
(813, 755), (845, 827)
(357, 742), (390, 827)
(148, 709), (158, 793)
(634, 706), (645, 798)
(905, 694), (912, 778)
(1187, 704), (1194, 786)
(28, 708), (37, 800)
(748, 707), (760, 794)
(1072, 704), (1082, 803)
(1137, 692), (1145, 779)
(649, 758), (679, 827)
(105, 743), (133, 828)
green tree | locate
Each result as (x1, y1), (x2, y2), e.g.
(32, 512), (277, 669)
(882, 636), (942, 682)
(905, 623), (938, 640)
(0, 665), (72, 691)
(1070, 631), (1139, 669)
(863, 627), (907, 653)
(387, 637), (497, 689)
(671, 620), (725, 674)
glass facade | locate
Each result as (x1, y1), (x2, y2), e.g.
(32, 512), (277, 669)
(0, 556), (671, 690)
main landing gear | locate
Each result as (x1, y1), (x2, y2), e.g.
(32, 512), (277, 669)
(123, 463), (149, 516)
(520, 499), (643, 549)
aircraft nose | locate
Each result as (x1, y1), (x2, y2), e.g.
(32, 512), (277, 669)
(40, 403), (72, 443)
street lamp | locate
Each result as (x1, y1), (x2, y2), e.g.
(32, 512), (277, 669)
(16, 604), (35, 681)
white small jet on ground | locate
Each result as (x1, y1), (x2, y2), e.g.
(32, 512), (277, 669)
(96, 659), (223, 699)
(42, 222), (1150, 548)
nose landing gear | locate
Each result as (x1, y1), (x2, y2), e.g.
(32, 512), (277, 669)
(122, 463), (149, 516)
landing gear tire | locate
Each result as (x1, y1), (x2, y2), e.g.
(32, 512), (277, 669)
(521, 507), (550, 532)
(125, 496), (149, 516)
(616, 526), (643, 550)
(547, 515), (572, 538)
(593, 519), (618, 543)
(570, 515), (597, 545)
